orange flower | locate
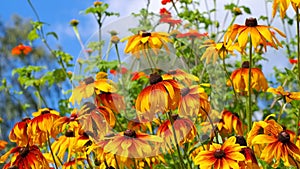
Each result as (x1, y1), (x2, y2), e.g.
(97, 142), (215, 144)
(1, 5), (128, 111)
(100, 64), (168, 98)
(0, 145), (50, 169)
(27, 108), (60, 145)
(227, 61), (268, 93)
(9, 118), (31, 147)
(161, 0), (171, 5)
(290, 58), (298, 64)
(160, 17), (182, 26)
(11, 44), (32, 56)
(104, 130), (163, 160)
(235, 136), (260, 169)
(135, 73), (181, 120)
(122, 30), (172, 58)
(222, 110), (243, 135)
(159, 8), (171, 18)
(224, 17), (285, 51)
(267, 86), (300, 103)
(131, 71), (149, 81)
(157, 115), (197, 152)
(252, 121), (300, 167)
(194, 136), (245, 169)
(78, 102), (115, 141)
(176, 29), (208, 39)
(96, 92), (125, 114)
(178, 85), (210, 119)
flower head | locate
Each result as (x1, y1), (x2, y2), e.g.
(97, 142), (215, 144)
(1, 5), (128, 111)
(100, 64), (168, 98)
(122, 30), (172, 58)
(194, 136), (245, 169)
(9, 118), (31, 147)
(267, 86), (300, 103)
(176, 29), (208, 40)
(224, 17), (285, 51)
(159, 8), (171, 18)
(222, 110), (243, 135)
(161, 0), (171, 5)
(227, 61), (268, 93)
(272, 0), (292, 19)
(11, 44), (32, 56)
(0, 145), (50, 169)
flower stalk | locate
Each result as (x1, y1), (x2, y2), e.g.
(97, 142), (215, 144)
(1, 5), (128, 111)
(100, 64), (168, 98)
(247, 37), (253, 132)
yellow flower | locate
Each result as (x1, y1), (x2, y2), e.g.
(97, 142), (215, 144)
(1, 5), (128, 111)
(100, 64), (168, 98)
(200, 40), (242, 64)
(194, 136), (245, 169)
(222, 110), (243, 135)
(9, 118), (31, 147)
(224, 17), (285, 51)
(227, 61), (268, 93)
(252, 122), (300, 167)
(267, 86), (300, 103)
(122, 30), (172, 58)
(272, 0), (299, 19)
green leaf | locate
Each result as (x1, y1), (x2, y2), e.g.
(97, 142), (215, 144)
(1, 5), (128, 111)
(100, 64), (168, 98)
(241, 6), (251, 14)
(46, 32), (59, 40)
(28, 29), (39, 42)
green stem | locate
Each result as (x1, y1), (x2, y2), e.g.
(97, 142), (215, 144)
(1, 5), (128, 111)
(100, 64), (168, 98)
(200, 107), (219, 144)
(35, 86), (48, 108)
(278, 103), (286, 123)
(47, 132), (59, 169)
(296, 8), (300, 140)
(167, 112), (186, 169)
(171, 0), (179, 16)
(247, 37), (253, 132)
(114, 154), (120, 169)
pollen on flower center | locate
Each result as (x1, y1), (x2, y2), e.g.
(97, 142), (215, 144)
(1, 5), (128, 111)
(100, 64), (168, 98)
(245, 18), (258, 27)
(278, 131), (290, 144)
(83, 77), (95, 85)
(242, 61), (250, 68)
(19, 147), (30, 157)
(181, 87), (190, 96)
(214, 149), (226, 159)
(149, 73), (163, 85)
(124, 129), (137, 138)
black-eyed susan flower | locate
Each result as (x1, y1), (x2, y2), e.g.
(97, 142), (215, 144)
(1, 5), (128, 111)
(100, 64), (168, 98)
(157, 115), (197, 152)
(11, 44), (32, 56)
(131, 71), (149, 81)
(235, 136), (260, 169)
(0, 145), (50, 169)
(252, 120), (300, 167)
(104, 130), (163, 160)
(222, 110), (243, 135)
(27, 108), (60, 145)
(267, 86), (300, 103)
(178, 85), (210, 119)
(122, 30), (172, 58)
(194, 136), (245, 169)
(9, 118), (31, 147)
(227, 61), (268, 94)
(135, 73), (181, 120)
(78, 102), (115, 141)
(166, 69), (199, 86)
(96, 92), (125, 114)
(51, 109), (80, 137)
(272, 0), (296, 19)
(224, 17), (285, 51)
(200, 40), (242, 64)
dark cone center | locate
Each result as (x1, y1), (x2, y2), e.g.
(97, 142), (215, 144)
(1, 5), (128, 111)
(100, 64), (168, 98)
(181, 88), (190, 96)
(140, 30), (151, 37)
(149, 73), (163, 85)
(278, 131), (290, 144)
(171, 114), (179, 121)
(245, 18), (258, 27)
(168, 70), (177, 75)
(214, 149), (226, 159)
(83, 77), (95, 85)
(242, 61), (250, 68)
(124, 129), (137, 138)
(235, 135), (247, 146)
(22, 117), (31, 122)
(41, 109), (51, 115)
(19, 146), (30, 158)
(65, 130), (75, 137)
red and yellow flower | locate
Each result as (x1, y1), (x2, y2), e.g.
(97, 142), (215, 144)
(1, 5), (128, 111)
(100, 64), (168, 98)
(222, 110), (243, 135)
(9, 117), (31, 147)
(194, 136), (245, 169)
(267, 86), (300, 103)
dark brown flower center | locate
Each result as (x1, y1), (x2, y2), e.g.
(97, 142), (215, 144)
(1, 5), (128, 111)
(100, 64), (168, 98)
(181, 87), (190, 96)
(83, 77), (95, 85)
(41, 109), (51, 114)
(235, 135), (247, 146)
(149, 73), (163, 85)
(171, 114), (179, 121)
(140, 30), (151, 37)
(258, 127), (264, 134)
(245, 18), (258, 27)
(65, 130), (75, 137)
(19, 146), (30, 158)
(124, 129), (137, 138)
(278, 131), (290, 144)
(214, 149), (226, 159)
(242, 61), (250, 68)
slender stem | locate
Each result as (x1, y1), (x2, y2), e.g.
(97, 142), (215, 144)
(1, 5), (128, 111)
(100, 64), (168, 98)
(86, 154), (93, 169)
(171, 0), (179, 16)
(278, 103), (286, 123)
(167, 112), (186, 169)
(114, 154), (120, 169)
(200, 107), (219, 144)
(183, 146), (193, 169)
(35, 86), (48, 108)
(47, 132), (59, 169)
(296, 8), (300, 140)
(247, 37), (253, 132)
